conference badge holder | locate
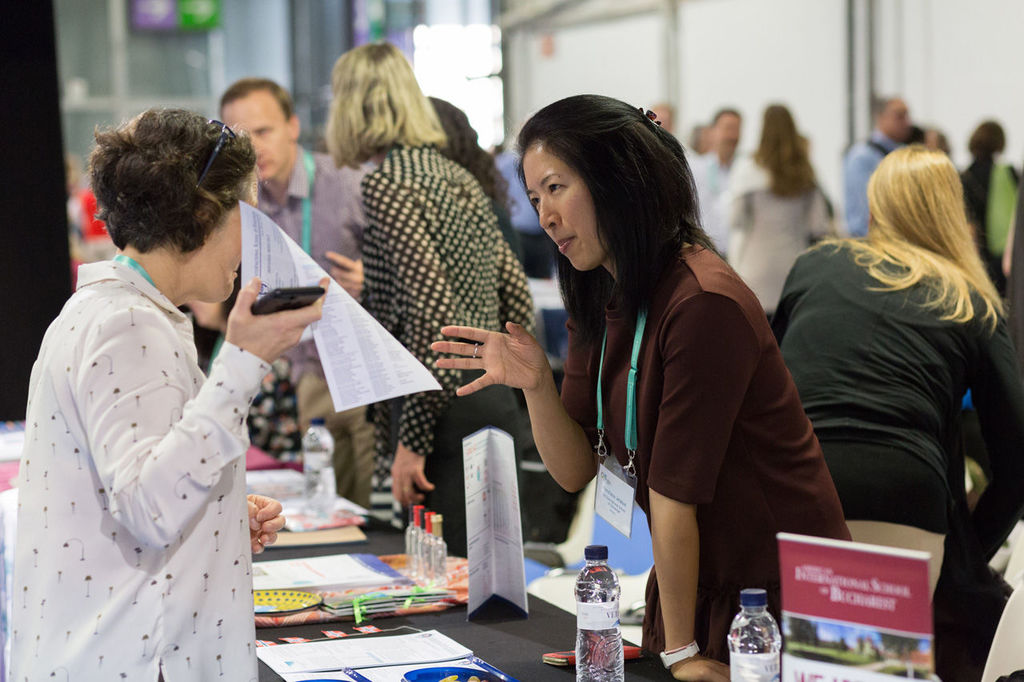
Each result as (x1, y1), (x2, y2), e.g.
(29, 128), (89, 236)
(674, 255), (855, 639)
(593, 430), (637, 539)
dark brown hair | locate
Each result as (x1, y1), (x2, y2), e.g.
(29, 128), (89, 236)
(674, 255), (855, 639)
(517, 94), (712, 345)
(754, 104), (816, 197)
(219, 77), (295, 119)
(89, 109), (255, 254)
(429, 97), (507, 208)
(968, 120), (1006, 160)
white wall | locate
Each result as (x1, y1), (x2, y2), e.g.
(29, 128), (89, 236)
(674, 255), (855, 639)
(505, 12), (665, 132)
(876, 0), (1024, 169)
(504, 0), (1024, 219)
(505, 0), (847, 208)
(677, 0), (847, 213)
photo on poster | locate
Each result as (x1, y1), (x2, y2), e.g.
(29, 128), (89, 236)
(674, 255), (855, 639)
(782, 613), (932, 679)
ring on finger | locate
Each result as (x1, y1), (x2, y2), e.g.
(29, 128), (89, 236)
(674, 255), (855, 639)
(473, 343), (480, 359)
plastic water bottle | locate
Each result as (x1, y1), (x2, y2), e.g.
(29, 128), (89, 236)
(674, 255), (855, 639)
(574, 545), (624, 681)
(409, 505), (424, 579)
(430, 514), (447, 588)
(405, 506), (417, 570)
(421, 512), (435, 584)
(302, 418), (336, 520)
(728, 588), (781, 682)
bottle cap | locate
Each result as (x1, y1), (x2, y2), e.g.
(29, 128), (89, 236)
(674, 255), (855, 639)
(425, 511), (434, 534)
(584, 544), (608, 561)
(739, 588), (767, 607)
(413, 505), (423, 525)
(433, 514), (443, 537)
(310, 417), (326, 426)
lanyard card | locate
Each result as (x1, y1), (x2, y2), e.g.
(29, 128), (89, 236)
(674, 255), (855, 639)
(594, 455), (637, 539)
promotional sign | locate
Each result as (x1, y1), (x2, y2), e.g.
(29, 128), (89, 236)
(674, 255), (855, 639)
(777, 533), (933, 681)
(464, 427), (528, 620)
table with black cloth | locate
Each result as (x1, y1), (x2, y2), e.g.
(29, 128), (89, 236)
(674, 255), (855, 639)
(255, 519), (667, 681)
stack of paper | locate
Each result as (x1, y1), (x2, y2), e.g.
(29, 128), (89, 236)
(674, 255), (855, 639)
(246, 469), (306, 500)
(252, 553), (412, 593)
(245, 469), (369, 532)
(258, 630), (517, 681)
(283, 507), (367, 532)
(321, 587), (457, 618)
(258, 630), (470, 674)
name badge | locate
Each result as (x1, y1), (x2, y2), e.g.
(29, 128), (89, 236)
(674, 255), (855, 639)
(594, 455), (637, 539)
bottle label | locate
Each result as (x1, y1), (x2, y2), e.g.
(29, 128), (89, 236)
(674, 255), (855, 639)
(576, 600), (619, 630)
(729, 652), (779, 682)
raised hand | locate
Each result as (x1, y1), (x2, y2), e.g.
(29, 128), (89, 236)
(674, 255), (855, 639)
(226, 276), (327, 363)
(432, 322), (552, 396)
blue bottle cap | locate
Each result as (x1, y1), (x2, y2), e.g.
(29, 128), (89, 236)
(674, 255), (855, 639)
(584, 544), (608, 561)
(739, 588), (767, 607)
(311, 417), (326, 426)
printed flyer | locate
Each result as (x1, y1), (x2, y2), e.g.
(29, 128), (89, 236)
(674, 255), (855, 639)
(777, 533), (933, 681)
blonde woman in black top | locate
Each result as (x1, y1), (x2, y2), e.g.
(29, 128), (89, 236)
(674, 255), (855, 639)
(774, 146), (1024, 681)
(326, 43), (534, 555)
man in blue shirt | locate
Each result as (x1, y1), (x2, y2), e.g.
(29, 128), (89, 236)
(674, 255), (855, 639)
(843, 97), (911, 237)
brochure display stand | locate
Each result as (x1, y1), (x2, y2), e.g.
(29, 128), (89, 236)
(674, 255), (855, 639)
(463, 427), (528, 620)
(777, 533), (933, 681)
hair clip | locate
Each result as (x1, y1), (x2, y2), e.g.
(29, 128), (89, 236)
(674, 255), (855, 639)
(638, 107), (663, 126)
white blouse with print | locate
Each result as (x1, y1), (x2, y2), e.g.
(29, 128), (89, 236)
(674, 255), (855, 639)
(11, 261), (269, 681)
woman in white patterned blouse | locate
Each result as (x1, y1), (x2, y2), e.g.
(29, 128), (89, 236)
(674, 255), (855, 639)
(12, 109), (325, 681)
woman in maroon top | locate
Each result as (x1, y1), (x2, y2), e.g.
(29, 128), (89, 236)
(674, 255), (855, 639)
(433, 95), (848, 680)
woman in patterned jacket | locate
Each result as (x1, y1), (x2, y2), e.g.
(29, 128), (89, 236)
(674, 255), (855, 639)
(326, 43), (534, 556)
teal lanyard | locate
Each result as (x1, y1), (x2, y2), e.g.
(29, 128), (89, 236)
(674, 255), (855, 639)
(301, 150), (316, 254)
(207, 334), (225, 374)
(113, 254), (156, 287)
(595, 308), (648, 474)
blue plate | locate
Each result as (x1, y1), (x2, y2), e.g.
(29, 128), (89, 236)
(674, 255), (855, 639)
(402, 666), (503, 682)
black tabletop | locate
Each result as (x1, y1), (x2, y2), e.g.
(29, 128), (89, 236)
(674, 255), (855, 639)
(254, 521), (669, 681)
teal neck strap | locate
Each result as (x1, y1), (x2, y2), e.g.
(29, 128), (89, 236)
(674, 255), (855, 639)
(113, 254), (156, 287)
(596, 307), (648, 453)
(207, 334), (225, 374)
(301, 150), (316, 254)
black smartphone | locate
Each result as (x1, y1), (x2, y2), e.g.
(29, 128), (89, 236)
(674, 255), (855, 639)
(250, 286), (325, 315)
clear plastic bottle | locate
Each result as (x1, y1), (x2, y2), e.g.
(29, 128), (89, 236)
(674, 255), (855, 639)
(301, 418), (336, 520)
(728, 588), (781, 682)
(422, 512), (435, 584)
(410, 505), (424, 580)
(431, 514), (447, 588)
(574, 544), (623, 682)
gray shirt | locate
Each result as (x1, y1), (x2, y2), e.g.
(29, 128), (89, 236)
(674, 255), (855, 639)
(258, 146), (367, 381)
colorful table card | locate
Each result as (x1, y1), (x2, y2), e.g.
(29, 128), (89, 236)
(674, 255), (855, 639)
(777, 533), (933, 681)
(463, 427), (528, 620)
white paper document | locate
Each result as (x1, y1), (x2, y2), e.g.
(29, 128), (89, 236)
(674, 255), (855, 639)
(251, 553), (411, 592)
(257, 629), (472, 675)
(463, 427), (528, 619)
(240, 202), (441, 411)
